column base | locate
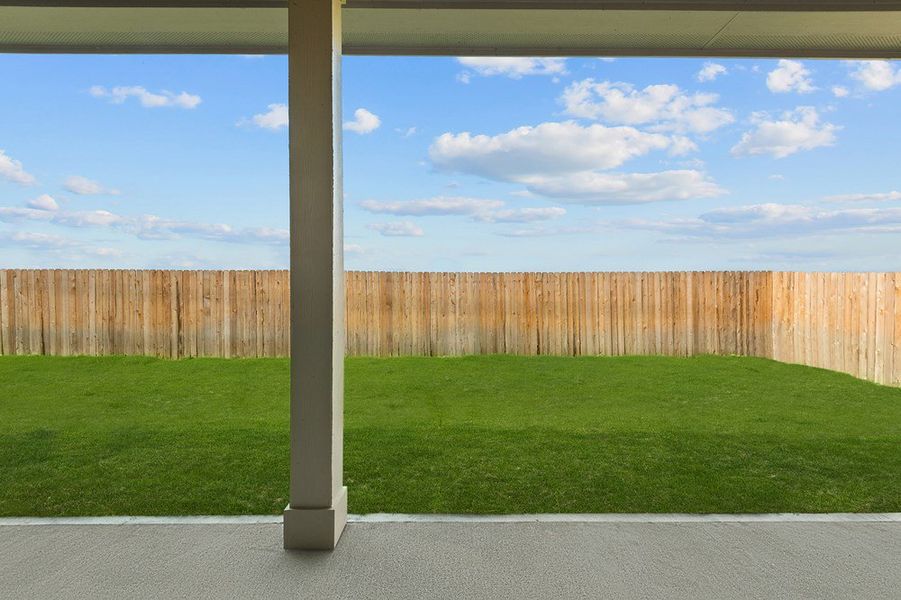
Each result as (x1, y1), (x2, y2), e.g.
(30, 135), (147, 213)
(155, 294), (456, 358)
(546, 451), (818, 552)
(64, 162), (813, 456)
(283, 486), (348, 550)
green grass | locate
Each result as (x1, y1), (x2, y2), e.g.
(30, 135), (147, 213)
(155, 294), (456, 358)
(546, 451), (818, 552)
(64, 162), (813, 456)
(0, 354), (899, 516)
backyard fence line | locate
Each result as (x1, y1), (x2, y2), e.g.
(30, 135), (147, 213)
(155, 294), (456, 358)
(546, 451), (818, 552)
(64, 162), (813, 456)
(1, 270), (899, 386)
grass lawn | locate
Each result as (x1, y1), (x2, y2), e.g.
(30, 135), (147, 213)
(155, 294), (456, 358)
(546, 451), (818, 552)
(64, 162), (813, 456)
(0, 354), (899, 516)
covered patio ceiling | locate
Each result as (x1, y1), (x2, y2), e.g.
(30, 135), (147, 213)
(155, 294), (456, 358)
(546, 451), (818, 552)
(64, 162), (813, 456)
(1, 1), (901, 57)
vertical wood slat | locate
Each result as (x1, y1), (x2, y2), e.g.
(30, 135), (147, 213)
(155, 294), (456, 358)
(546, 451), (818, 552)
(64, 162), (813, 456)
(893, 273), (901, 386)
(0, 269), (899, 386)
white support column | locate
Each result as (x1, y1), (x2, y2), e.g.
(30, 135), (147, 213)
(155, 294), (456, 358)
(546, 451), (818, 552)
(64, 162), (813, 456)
(283, 0), (347, 551)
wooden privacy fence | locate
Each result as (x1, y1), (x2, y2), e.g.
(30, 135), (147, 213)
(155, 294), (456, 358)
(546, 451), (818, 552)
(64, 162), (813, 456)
(1, 270), (899, 386)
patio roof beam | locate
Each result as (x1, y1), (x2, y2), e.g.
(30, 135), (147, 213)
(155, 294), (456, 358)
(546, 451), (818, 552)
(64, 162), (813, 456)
(2, 1), (900, 9)
(1, 2), (900, 57)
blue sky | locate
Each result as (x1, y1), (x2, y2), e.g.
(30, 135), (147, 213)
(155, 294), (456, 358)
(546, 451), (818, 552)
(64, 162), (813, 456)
(1, 54), (900, 271)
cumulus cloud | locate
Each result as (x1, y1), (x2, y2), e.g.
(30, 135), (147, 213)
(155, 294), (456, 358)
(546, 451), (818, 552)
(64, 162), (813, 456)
(0, 202), (287, 245)
(522, 170), (725, 205)
(831, 85), (849, 98)
(696, 62), (727, 82)
(89, 85), (201, 109)
(64, 175), (119, 196)
(430, 121), (672, 179)
(429, 121), (724, 205)
(456, 57), (566, 80)
(0, 149), (36, 185)
(731, 107), (838, 159)
(620, 203), (901, 239)
(368, 221), (424, 237)
(246, 103), (288, 131)
(823, 191), (901, 203)
(343, 108), (381, 134)
(26, 194), (59, 211)
(847, 60), (901, 91)
(668, 136), (699, 156)
(560, 80), (734, 134)
(766, 60), (816, 94)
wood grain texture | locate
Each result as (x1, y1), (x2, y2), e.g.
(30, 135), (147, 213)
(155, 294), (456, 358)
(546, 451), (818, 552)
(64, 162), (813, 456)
(0, 269), (898, 386)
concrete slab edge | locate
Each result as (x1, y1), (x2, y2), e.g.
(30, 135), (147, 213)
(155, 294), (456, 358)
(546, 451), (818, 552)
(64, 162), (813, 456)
(350, 512), (901, 523)
(1, 513), (899, 526)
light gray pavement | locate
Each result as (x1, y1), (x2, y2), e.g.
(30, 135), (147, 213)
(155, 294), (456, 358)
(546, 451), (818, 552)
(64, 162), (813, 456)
(1, 519), (899, 599)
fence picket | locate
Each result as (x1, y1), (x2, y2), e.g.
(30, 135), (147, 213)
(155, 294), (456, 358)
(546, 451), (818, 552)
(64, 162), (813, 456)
(0, 269), (897, 385)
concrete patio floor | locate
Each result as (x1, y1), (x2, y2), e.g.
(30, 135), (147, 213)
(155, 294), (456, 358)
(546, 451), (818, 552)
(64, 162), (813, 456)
(2, 516), (899, 599)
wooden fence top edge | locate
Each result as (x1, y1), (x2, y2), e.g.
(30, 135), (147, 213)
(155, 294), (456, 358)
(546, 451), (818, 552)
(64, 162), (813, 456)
(2, 269), (900, 275)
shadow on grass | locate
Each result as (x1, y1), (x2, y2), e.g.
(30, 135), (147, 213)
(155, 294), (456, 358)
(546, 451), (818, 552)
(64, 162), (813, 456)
(2, 425), (897, 516)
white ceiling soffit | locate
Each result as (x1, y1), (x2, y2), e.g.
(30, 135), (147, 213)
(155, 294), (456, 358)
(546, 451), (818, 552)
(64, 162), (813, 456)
(0, 2), (900, 57)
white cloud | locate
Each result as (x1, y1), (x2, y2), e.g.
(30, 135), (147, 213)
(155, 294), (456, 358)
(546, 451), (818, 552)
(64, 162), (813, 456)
(360, 196), (566, 224)
(560, 80), (733, 134)
(697, 62), (727, 82)
(430, 121), (673, 179)
(847, 60), (901, 91)
(64, 175), (119, 196)
(668, 136), (699, 156)
(0, 230), (123, 260)
(766, 60), (816, 94)
(247, 103), (288, 131)
(343, 108), (381, 134)
(26, 194), (59, 211)
(831, 85), (849, 98)
(0, 230), (72, 249)
(456, 57), (566, 79)
(368, 221), (424, 237)
(344, 243), (365, 256)
(0, 202), (288, 245)
(823, 191), (901, 203)
(396, 126), (417, 138)
(429, 121), (723, 205)
(731, 107), (838, 159)
(522, 170), (725, 205)
(477, 207), (566, 223)
(360, 197), (504, 217)
(705, 203), (901, 235)
(0, 149), (36, 185)
(620, 203), (901, 239)
(0, 206), (127, 228)
(497, 225), (595, 238)
(90, 85), (202, 109)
